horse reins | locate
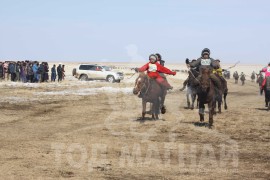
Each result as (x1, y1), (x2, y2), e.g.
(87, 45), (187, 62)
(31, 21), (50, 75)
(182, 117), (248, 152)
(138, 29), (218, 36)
(135, 76), (151, 96)
(188, 68), (201, 84)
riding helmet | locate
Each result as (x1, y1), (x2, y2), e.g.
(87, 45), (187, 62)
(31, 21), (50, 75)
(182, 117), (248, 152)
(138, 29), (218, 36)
(149, 54), (158, 61)
(201, 48), (210, 56)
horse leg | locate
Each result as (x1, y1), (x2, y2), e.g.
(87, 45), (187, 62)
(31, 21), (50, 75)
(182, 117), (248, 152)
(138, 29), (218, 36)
(218, 94), (222, 113)
(213, 100), (217, 115)
(218, 100), (222, 113)
(224, 93), (228, 110)
(208, 101), (214, 128)
(191, 93), (196, 110)
(151, 100), (159, 120)
(142, 100), (146, 120)
(160, 90), (167, 114)
(186, 93), (190, 109)
(155, 99), (160, 120)
(199, 102), (205, 122)
(146, 103), (152, 115)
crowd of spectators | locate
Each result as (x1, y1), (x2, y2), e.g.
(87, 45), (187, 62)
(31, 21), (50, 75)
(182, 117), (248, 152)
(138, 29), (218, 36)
(0, 61), (65, 83)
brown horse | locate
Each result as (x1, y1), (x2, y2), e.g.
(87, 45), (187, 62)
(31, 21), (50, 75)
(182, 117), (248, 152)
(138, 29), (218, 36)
(197, 68), (216, 128)
(133, 72), (166, 120)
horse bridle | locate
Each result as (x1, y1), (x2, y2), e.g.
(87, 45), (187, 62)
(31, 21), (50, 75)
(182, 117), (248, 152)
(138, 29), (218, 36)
(188, 69), (201, 84)
(135, 76), (151, 95)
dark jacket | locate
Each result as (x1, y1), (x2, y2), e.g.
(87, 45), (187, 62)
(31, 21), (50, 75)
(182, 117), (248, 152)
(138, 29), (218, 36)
(188, 57), (216, 71)
(9, 63), (15, 73)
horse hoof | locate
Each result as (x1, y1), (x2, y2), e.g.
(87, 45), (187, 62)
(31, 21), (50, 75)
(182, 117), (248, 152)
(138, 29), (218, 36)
(161, 107), (166, 114)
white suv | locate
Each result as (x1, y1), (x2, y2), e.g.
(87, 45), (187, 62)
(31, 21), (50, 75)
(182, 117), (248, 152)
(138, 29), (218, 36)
(73, 64), (124, 83)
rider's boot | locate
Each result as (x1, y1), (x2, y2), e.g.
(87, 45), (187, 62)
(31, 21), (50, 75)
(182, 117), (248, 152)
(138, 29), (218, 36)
(157, 78), (173, 90)
(163, 80), (173, 90)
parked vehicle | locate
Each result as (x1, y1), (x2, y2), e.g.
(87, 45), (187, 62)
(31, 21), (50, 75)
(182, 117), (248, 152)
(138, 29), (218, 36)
(73, 64), (124, 83)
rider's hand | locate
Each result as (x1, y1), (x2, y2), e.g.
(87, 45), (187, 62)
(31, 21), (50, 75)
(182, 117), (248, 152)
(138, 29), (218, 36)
(172, 71), (176, 76)
(185, 58), (189, 64)
(134, 68), (139, 72)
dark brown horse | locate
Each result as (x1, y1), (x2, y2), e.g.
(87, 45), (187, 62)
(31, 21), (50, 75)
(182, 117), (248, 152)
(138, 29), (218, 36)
(197, 68), (216, 128)
(133, 73), (166, 120)
(213, 74), (228, 114)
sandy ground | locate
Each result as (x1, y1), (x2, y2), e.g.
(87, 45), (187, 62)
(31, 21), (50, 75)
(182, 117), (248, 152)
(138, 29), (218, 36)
(0, 63), (269, 179)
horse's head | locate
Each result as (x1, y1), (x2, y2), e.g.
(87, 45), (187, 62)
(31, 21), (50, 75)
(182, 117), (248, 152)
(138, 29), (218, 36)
(200, 68), (211, 92)
(133, 72), (147, 95)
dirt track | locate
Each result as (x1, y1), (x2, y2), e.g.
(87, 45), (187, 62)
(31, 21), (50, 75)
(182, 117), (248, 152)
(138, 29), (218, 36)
(0, 74), (269, 179)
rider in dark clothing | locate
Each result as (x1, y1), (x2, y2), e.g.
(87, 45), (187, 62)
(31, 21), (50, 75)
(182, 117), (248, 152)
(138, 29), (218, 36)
(186, 48), (222, 90)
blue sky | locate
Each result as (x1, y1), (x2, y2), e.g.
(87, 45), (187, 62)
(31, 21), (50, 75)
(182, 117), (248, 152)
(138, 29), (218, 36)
(0, 0), (269, 64)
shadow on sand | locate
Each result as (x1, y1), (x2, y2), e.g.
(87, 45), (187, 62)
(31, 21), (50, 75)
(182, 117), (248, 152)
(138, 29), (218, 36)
(181, 121), (210, 127)
(255, 108), (269, 111)
(134, 117), (165, 123)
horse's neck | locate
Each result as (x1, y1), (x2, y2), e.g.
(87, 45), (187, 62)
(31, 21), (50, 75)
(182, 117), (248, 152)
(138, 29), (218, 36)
(141, 76), (150, 91)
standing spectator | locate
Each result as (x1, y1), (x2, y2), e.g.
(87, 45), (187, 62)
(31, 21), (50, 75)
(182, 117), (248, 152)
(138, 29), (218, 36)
(62, 65), (65, 80)
(57, 64), (62, 82)
(39, 62), (45, 82)
(9, 62), (16, 81)
(32, 62), (38, 82)
(3, 62), (9, 80)
(51, 64), (56, 82)
(44, 62), (49, 82)
(26, 63), (33, 82)
(37, 63), (42, 83)
(0, 62), (4, 80)
(15, 62), (20, 82)
(20, 62), (27, 83)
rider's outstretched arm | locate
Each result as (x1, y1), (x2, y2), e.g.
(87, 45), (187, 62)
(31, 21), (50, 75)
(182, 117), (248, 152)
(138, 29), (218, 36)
(157, 64), (176, 75)
(138, 63), (149, 72)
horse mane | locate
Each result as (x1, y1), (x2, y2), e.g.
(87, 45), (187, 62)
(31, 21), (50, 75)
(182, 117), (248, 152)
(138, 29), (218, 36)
(138, 72), (147, 78)
(201, 67), (211, 76)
